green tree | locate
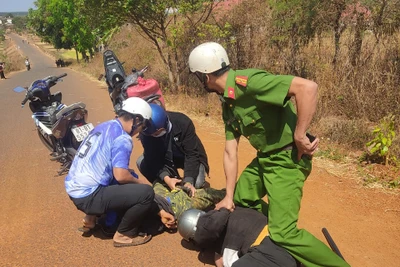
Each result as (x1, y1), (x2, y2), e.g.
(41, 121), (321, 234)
(81, 0), (220, 92)
(268, 0), (320, 76)
(27, 0), (72, 49)
(11, 16), (27, 32)
(28, 0), (96, 62)
(57, 0), (96, 61)
(315, 0), (350, 65)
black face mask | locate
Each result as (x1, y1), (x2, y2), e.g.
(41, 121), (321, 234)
(129, 117), (146, 136)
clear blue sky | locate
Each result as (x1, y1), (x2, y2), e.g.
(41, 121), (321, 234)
(0, 0), (36, 12)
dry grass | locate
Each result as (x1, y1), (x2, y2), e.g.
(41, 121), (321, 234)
(1, 37), (25, 72)
(11, 0), (399, 184)
(75, 23), (399, 161)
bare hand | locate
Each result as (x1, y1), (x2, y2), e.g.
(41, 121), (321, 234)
(164, 176), (182, 190)
(215, 196), (235, 212)
(159, 209), (176, 229)
(294, 133), (319, 161)
(183, 182), (196, 197)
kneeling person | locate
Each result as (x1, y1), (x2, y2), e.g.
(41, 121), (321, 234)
(65, 97), (175, 247)
(137, 103), (209, 196)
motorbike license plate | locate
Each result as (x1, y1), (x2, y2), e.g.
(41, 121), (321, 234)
(71, 123), (94, 142)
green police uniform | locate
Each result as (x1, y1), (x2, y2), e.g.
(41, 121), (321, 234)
(222, 69), (350, 267)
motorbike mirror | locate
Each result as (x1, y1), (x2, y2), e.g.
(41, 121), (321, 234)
(13, 86), (26, 93)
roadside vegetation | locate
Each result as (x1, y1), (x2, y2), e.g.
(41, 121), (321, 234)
(0, 26), (25, 72)
(6, 0), (400, 187)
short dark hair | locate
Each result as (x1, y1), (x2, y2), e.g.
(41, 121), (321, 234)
(212, 65), (230, 77)
(117, 110), (136, 121)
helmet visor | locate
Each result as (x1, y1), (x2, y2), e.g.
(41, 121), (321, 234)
(130, 116), (147, 136)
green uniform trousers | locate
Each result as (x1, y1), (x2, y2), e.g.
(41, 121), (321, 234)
(234, 149), (350, 267)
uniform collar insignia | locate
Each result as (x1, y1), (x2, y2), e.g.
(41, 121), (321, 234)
(235, 76), (248, 87)
(228, 87), (235, 99)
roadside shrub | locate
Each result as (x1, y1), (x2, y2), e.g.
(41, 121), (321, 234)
(366, 115), (398, 166)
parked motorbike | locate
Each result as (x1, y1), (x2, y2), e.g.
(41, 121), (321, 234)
(13, 73), (93, 175)
(55, 58), (65, 67)
(100, 49), (165, 112)
(25, 59), (31, 71)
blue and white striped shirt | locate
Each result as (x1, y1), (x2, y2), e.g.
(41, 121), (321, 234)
(65, 119), (132, 198)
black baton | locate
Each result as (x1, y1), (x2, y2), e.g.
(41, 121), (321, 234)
(322, 227), (345, 260)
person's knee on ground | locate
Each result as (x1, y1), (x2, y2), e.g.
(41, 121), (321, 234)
(194, 163), (207, 189)
(112, 185), (155, 246)
(114, 184), (154, 238)
(136, 154), (158, 184)
(136, 154), (144, 172)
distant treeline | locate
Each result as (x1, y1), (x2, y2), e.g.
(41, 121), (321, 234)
(0, 12), (28, 17)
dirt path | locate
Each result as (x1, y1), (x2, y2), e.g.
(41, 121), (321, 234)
(0, 33), (399, 267)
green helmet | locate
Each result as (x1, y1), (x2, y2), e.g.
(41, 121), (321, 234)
(177, 209), (205, 241)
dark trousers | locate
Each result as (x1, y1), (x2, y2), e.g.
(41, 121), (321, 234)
(71, 184), (154, 236)
(0, 71), (5, 79)
(232, 237), (298, 267)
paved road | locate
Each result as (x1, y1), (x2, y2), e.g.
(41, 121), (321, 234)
(0, 33), (399, 267)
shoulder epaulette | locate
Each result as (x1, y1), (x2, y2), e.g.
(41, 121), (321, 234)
(235, 76), (248, 87)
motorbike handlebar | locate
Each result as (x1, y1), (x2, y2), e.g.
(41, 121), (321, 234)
(51, 73), (67, 83)
(47, 73), (67, 88)
(58, 73), (67, 79)
(20, 73), (67, 106)
(135, 66), (148, 77)
(139, 66), (148, 74)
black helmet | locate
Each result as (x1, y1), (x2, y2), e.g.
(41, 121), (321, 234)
(28, 80), (50, 101)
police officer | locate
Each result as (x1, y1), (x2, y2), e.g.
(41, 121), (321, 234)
(188, 42), (349, 267)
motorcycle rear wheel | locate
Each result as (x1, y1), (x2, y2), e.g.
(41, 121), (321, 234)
(37, 129), (55, 152)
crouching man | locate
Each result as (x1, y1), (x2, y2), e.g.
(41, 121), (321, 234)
(65, 97), (175, 247)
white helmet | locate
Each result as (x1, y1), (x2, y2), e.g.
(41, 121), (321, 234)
(121, 97), (152, 121)
(189, 42), (230, 74)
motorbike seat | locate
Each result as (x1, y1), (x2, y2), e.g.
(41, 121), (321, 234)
(31, 101), (62, 126)
(51, 91), (62, 103)
(104, 50), (126, 89)
(55, 102), (86, 121)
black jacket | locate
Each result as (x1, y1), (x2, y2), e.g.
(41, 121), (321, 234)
(139, 111), (209, 185)
(193, 208), (297, 267)
(194, 207), (267, 256)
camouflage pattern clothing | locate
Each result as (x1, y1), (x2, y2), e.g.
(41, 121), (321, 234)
(153, 182), (225, 219)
